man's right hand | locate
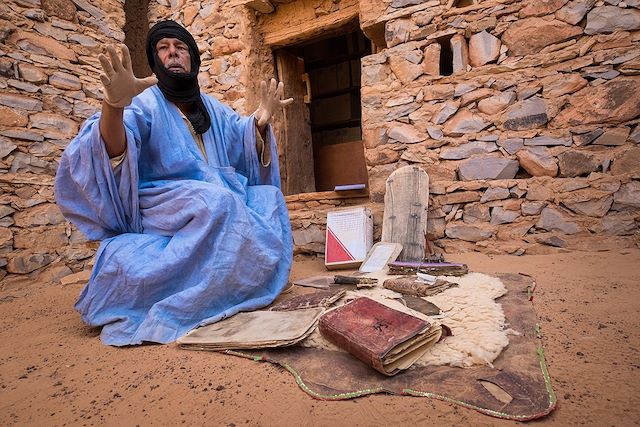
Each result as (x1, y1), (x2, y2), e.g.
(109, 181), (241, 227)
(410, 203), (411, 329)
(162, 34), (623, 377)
(99, 45), (158, 108)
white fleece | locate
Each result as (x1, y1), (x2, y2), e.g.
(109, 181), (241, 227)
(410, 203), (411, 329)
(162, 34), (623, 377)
(300, 272), (513, 368)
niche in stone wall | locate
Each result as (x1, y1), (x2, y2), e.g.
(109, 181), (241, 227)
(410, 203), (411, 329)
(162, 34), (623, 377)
(437, 34), (454, 77)
(449, 0), (477, 8)
(123, 0), (151, 77)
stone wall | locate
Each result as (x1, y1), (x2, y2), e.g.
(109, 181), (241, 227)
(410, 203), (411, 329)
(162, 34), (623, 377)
(0, 0), (279, 284)
(0, 0), (126, 284)
(1, 0), (639, 284)
(148, 0), (273, 115)
(354, 0), (640, 255)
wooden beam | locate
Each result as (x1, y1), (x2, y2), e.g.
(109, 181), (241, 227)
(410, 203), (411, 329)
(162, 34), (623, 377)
(263, 4), (359, 47)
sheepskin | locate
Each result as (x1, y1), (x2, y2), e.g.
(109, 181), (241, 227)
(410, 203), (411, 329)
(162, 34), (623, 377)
(300, 272), (514, 368)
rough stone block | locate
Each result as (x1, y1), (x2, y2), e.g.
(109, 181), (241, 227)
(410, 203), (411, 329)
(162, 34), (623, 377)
(558, 151), (600, 177)
(517, 147), (558, 177)
(458, 155), (519, 181)
(502, 97), (548, 130)
(520, 0), (570, 17)
(613, 181), (640, 210)
(0, 92), (43, 111)
(611, 147), (640, 175)
(592, 127), (631, 146)
(388, 124), (427, 143)
(7, 252), (55, 274)
(551, 77), (640, 128)
(542, 74), (588, 98)
(585, 6), (640, 34)
(501, 17), (582, 56)
(497, 137), (524, 155)
(450, 34), (469, 74)
(443, 109), (489, 136)
(440, 140), (498, 160)
(572, 129), (604, 146)
(480, 187), (511, 203)
(463, 203), (490, 223)
(522, 201), (548, 216)
(524, 136), (571, 147)
(590, 213), (638, 235)
(445, 223), (493, 242)
(490, 207), (521, 225)
(468, 30), (501, 67)
(477, 91), (516, 115)
(433, 100), (460, 125)
(423, 43), (440, 76)
(555, 0), (596, 25)
(536, 207), (580, 234)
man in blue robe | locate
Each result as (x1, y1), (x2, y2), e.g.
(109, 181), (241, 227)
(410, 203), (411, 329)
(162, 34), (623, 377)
(55, 20), (294, 346)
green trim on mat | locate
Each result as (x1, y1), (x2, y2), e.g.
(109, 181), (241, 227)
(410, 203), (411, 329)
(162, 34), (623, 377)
(404, 344), (557, 421)
(537, 346), (558, 409)
(224, 349), (385, 400)
(223, 344), (557, 420)
(535, 323), (543, 339)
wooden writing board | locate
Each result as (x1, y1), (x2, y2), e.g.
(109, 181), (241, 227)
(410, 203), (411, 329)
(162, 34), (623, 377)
(381, 165), (429, 262)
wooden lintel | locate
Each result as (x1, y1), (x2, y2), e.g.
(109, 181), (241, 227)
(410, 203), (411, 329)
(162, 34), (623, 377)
(263, 4), (359, 47)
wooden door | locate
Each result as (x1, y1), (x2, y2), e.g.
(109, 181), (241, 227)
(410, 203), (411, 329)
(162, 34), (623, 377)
(275, 50), (315, 195)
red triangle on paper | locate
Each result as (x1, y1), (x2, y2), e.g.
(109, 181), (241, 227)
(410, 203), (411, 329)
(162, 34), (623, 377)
(325, 228), (355, 263)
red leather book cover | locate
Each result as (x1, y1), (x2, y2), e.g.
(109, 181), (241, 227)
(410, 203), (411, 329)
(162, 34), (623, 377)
(318, 297), (437, 376)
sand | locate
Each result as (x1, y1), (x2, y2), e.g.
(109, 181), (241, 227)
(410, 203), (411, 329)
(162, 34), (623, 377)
(1, 249), (639, 426)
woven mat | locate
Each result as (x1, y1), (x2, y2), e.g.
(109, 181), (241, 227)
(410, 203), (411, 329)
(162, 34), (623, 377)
(223, 273), (556, 421)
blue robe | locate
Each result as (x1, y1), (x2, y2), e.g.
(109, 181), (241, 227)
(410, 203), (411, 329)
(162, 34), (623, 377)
(55, 86), (293, 346)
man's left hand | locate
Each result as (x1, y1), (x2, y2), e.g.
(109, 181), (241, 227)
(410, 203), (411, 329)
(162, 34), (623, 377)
(254, 78), (294, 131)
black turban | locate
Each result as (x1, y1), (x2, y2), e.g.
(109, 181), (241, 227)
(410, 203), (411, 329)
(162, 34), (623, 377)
(146, 20), (211, 134)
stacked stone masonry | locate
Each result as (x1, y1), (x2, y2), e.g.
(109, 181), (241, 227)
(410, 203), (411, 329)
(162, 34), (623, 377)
(0, 0), (639, 284)
(0, 0), (267, 284)
(359, 0), (640, 256)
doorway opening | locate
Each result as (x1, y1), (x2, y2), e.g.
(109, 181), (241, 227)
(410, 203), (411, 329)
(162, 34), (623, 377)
(123, 0), (151, 77)
(274, 28), (372, 195)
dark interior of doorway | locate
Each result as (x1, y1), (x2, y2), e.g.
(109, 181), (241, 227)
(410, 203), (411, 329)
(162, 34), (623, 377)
(288, 30), (372, 192)
(123, 0), (151, 77)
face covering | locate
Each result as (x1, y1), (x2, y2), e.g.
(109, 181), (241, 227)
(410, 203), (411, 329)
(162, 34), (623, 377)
(146, 20), (211, 134)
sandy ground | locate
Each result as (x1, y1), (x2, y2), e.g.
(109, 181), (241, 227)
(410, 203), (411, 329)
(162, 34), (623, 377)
(0, 249), (639, 426)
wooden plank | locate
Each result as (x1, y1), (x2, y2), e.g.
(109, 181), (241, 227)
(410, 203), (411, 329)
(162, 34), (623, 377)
(275, 50), (316, 195)
(313, 140), (368, 192)
(284, 189), (369, 203)
(263, 4), (359, 47)
(381, 165), (429, 262)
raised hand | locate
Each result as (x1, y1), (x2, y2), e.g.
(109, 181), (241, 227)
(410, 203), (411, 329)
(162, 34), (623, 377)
(254, 78), (294, 128)
(98, 45), (158, 108)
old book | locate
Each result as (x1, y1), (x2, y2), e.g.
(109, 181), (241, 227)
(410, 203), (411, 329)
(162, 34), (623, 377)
(269, 289), (346, 311)
(388, 261), (469, 276)
(292, 275), (333, 289)
(383, 277), (458, 297)
(177, 308), (323, 351)
(318, 297), (442, 376)
(359, 242), (403, 273)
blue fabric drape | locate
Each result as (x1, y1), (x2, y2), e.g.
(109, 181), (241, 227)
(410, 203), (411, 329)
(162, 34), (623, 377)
(55, 86), (292, 346)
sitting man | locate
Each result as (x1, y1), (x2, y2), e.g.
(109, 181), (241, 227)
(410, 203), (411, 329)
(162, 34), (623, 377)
(55, 20), (294, 346)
